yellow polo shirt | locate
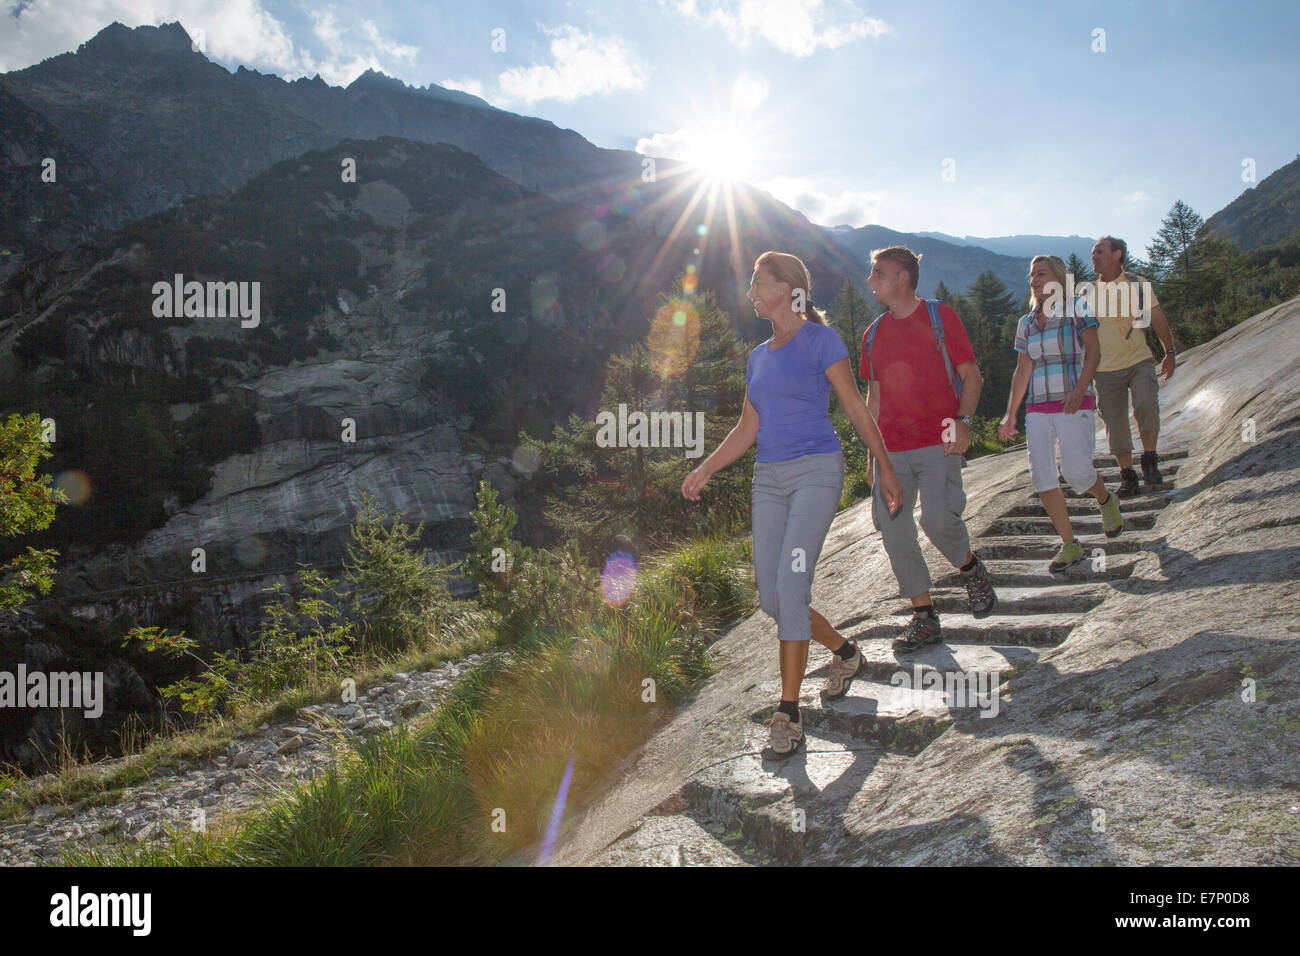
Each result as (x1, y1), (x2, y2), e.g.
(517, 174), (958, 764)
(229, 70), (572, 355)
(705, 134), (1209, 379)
(1093, 271), (1157, 372)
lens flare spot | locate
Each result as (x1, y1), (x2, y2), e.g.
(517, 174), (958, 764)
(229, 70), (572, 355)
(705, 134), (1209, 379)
(598, 253), (626, 284)
(696, 223), (708, 236)
(234, 535), (267, 568)
(53, 470), (92, 506)
(531, 274), (560, 318)
(577, 220), (608, 251)
(512, 444), (541, 475)
(601, 550), (637, 607)
(647, 297), (700, 378)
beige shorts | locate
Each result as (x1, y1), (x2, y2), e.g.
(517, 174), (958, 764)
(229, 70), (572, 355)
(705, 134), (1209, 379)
(1094, 359), (1159, 456)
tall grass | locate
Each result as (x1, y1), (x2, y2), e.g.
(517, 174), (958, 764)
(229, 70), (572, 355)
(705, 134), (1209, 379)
(65, 534), (755, 867)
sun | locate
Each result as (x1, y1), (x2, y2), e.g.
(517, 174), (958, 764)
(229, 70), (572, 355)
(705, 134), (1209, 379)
(686, 125), (756, 184)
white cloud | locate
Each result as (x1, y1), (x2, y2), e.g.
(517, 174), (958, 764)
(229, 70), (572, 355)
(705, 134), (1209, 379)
(0, 1), (419, 89)
(670, 0), (889, 57)
(359, 18), (417, 62)
(761, 175), (887, 227)
(635, 128), (695, 160)
(310, 9), (344, 55)
(496, 25), (645, 104)
(441, 77), (485, 98)
(1121, 190), (1151, 206)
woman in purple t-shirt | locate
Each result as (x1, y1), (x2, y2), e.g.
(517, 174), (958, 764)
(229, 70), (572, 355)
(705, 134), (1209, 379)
(682, 251), (902, 758)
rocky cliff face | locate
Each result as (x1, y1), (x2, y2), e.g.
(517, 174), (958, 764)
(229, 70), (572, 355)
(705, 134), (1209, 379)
(0, 135), (656, 767)
(1204, 156), (1300, 253)
(554, 295), (1300, 866)
(0, 82), (132, 288)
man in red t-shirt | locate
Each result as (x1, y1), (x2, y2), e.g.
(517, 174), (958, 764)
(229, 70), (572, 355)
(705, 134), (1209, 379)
(861, 246), (998, 651)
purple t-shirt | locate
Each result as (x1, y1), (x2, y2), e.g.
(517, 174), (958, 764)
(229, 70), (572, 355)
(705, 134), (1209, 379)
(745, 321), (850, 463)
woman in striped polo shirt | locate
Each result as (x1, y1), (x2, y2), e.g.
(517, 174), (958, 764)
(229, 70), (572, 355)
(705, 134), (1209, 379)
(998, 254), (1125, 572)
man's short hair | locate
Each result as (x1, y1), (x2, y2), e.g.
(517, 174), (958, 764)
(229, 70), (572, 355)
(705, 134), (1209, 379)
(1098, 235), (1127, 264)
(870, 245), (922, 291)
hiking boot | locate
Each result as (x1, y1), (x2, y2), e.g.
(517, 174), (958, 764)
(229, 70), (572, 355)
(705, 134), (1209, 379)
(1049, 539), (1086, 574)
(763, 710), (803, 757)
(1116, 467), (1141, 499)
(1141, 450), (1163, 488)
(959, 553), (998, 618)
(1098, 491), (1124, 538)
(892, 611), (942, 653)
(821, 640), (862, 700)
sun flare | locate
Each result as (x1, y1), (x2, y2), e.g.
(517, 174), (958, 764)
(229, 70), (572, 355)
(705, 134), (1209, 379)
(686, 126), (756, 184)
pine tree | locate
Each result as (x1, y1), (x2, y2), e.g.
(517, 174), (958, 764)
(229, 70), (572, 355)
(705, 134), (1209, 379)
(1066, 252), (1095, 285)
(1146, 200), (1206, 279)
(522, 283), (751, 555)
(967, 270), (1020, 322)
(342, 490), (455, 651)
(958, 275), (1019, 420)
(933, 280), (954, 304)
(830, 279), (873, 377)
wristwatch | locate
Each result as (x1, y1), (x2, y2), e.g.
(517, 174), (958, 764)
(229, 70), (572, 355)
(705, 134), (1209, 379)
(956, 414), (973, 426)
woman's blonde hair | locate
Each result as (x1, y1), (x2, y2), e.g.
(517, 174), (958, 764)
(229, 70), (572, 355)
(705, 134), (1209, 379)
(1029, 254), (1069, 310)
(754, 251), (829, 325)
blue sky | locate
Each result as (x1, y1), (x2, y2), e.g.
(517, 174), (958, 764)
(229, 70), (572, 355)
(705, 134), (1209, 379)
(4, 0), (1297, 251)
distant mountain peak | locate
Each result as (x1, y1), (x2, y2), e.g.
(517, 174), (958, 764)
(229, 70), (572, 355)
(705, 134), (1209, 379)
(77, 20), (198, 59)
(347, 68), (406, 92)
(344, 68), (494, 110)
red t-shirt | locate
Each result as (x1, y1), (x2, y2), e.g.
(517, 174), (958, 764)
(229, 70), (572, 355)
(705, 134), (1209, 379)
(858, 300), (976, 452)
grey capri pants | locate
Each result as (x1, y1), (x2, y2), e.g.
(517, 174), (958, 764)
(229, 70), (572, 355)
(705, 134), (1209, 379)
(751, 449), (845, 642)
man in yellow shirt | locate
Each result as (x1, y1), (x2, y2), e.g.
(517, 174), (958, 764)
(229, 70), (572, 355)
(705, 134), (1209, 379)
(1089, 236), (1177, 497)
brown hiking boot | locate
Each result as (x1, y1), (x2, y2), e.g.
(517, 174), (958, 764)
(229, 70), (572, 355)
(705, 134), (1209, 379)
(1141, 450), (1164, 488)
(960, 553), (997, 618)
(1116, 467), (1142, 498)
(763, 710), (803, 757)
(821, 640), (862, 700)
(892, 611), (942, 653)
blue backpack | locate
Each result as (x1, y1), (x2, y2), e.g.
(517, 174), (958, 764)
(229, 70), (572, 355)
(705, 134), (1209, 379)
(863, 298), (962, 398)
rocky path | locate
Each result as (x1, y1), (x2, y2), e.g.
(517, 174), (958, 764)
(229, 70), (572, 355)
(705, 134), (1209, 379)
(0, 652), (497, 865)
(593, 452), (1189, 865)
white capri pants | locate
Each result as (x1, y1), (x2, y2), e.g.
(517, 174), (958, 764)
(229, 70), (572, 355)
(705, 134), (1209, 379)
(1026, 409), (1099, 494)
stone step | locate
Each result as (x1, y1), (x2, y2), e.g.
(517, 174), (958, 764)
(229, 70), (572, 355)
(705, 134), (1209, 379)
(977, 535), (1142, 559)
(1049, 485), (1175, 501)
(589, 812), (755, 866)
(1090, 469), (1178, 488)
(635, 728), (910, 865)
(988, 512), (1157, 536)
(932, 555), (1139, 588)
(786, 669), (1012, 752)
(816, 638), (1041, 684)
(848, 612), (1078, 647)
(887, 584), (1108, 616)
(1092, 463), (1185, 478)
(1091, 449), (1188, 467)
(1000, 501), (1165, 517)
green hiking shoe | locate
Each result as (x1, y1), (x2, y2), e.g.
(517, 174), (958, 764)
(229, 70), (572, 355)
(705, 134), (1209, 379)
(1049, 539), (1086, 574)
(1098, 491), (1124, 539)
